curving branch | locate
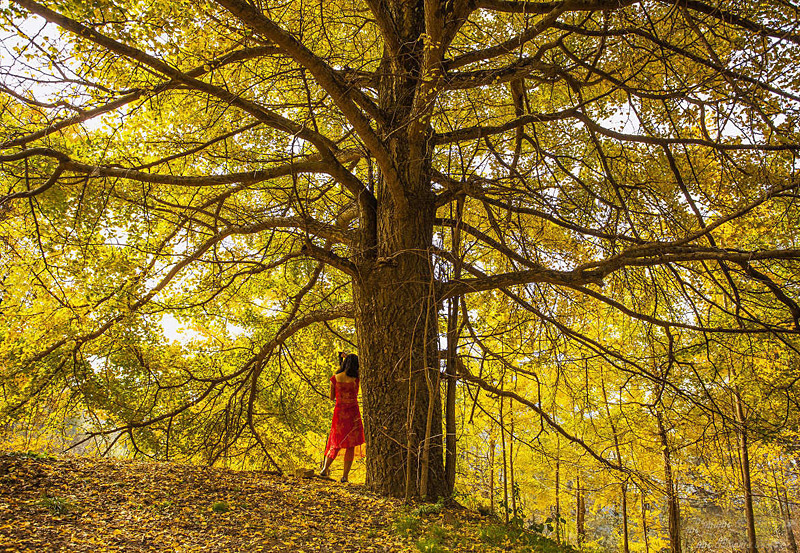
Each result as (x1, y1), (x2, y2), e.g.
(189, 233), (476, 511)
(0, 148), (363, 192)
(433, 171), (645, 244)
(476, 0), (638, 14)
(436, 217), (539, 269)
(433, 108), (580, 144)
(554, 21), (800, 103)
(67, 302), (353, 471)
(441, 245), (800, 299)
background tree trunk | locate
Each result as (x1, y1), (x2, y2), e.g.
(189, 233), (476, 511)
(510, 398), (517, 520)
(576, 472), (586, 547)
(773, 463), (798, 553)
(641, 486), (650, 553)
(735, 391), (757, 553)
(500, 389), (509, 523)
(620, 481), (629, 553)
(602, 378), (629, 552)
(489, 437), (496, 515)
(555, 454), (562, 544)
(444, 197), (463, 497)
(657, 410), (682, 553)
(444, 293), (459, 497)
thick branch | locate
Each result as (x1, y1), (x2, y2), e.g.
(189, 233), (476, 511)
(477, 0), (637, 14)
(12, 1), (336, 149)
(10, 0), (377, 208)
(433, 172), (644, 244)
(441, 246), (800, 298)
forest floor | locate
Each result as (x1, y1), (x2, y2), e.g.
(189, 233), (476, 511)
(0, 452), (573, 552)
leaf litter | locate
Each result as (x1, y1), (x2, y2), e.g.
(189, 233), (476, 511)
(0, 453), (568, 552)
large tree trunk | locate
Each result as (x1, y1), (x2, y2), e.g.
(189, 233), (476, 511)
(353, 126), (444, 498)
(352, 1), (447, 499)
(354, 212), (445, 497)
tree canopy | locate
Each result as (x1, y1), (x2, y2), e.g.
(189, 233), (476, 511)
(1, 0), (800, 548)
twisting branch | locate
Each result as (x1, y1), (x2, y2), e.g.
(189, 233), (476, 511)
(0, 148), (363, 192)
(67, 302), (353, 471)
(476, 0), (638, 14)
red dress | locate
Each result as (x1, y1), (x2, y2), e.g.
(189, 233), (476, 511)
(324, 375), (365, 459)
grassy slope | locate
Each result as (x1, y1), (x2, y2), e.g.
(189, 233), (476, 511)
(0, 453), (574, 552)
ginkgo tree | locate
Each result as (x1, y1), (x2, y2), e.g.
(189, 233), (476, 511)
(1, 0), (799, 516)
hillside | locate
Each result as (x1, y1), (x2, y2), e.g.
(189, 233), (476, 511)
(0, 453), (571, 552)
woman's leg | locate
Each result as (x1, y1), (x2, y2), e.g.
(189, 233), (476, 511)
(320, 454), (335, 477)
(341, 447), (355, 481)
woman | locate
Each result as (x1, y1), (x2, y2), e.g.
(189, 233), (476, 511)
(320, 352), (364, 482)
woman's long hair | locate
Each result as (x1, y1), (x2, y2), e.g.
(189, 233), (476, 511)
(337, 353), (359, 378)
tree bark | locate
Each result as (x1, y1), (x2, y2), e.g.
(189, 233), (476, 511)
(444, 197), (463, 497)
(354, 190), (445, 497)
(489, 437), (496, 515)
(735, 391), (757, 553)
(576, 472), (586, 547)
(641, 486), (650, 553)
(510, 397), (517, 520)
(352, 0), (448, 499)
(555, 454), (562, 544)
(356, 261), (446, 497)
(500, 389), (509, 523)
(656, 410), (682, 553)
